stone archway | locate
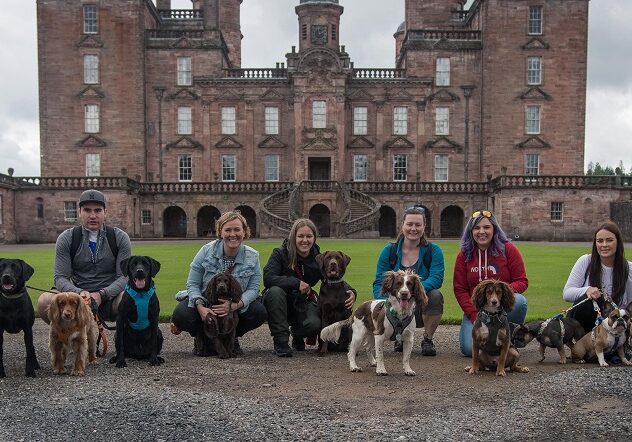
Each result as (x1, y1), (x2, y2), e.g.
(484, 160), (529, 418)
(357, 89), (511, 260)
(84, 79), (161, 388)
(309, 204), (331, 237)
(440, 205), (464, 238)
(197, 205), (221, 237)
(379, 205), (397, 237)
(235, 205), (257, 238)
(163, 206), (187, 238)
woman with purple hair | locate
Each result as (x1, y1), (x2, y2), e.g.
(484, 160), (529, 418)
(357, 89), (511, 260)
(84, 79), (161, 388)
(453, 210), (529, 356)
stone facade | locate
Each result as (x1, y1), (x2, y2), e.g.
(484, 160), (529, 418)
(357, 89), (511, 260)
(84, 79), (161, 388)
(2, 0), (629, 243)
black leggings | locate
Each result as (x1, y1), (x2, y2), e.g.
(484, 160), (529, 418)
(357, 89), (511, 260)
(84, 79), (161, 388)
(567, 294), (606, 335)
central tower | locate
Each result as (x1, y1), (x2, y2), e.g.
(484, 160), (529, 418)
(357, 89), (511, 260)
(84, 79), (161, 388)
(295, 0), (344, 52)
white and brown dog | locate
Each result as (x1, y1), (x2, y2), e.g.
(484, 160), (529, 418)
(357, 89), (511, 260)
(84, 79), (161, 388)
(320, 270), (427, 376)
(571, 303), (632, 367)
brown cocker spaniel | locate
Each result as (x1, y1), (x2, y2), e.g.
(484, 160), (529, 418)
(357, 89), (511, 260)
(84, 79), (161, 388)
(48, 292), (98, 376)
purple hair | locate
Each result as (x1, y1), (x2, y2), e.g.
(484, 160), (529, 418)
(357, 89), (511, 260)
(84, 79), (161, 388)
(460, 211), (509, 261)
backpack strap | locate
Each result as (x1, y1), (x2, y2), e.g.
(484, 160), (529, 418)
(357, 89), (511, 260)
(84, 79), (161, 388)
(69, 225), (119, 262)
(422, 241), (433, 271)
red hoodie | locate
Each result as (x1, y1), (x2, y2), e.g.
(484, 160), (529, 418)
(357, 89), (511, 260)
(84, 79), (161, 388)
(453, 241), (528, 323)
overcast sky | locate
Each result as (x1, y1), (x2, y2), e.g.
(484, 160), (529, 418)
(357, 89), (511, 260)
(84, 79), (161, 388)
(0, 0), (629, 177)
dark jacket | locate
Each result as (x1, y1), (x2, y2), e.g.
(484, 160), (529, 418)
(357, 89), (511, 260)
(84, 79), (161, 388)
(263, 239), (321, 293)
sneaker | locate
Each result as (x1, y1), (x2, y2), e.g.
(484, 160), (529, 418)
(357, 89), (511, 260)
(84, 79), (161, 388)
(233, 338), (244, 356)
(273, 340), (293, 357)
(421, 337), (437, 356)
(394, 340), (403, 353)
(292, 336), (306, 351)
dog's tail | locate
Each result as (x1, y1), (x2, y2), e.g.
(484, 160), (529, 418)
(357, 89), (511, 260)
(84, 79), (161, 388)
(320, 316), (353, 344)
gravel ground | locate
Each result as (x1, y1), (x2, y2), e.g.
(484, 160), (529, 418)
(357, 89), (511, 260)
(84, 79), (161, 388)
(1, 322), (631, 441)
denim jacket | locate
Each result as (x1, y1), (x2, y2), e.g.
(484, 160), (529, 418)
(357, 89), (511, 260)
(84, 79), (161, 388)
(175, 239), (261, 312)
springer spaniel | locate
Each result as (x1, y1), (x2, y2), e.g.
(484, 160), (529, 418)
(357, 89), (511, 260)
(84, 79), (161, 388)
(48, 292), (98, 376)
(320, 270), (427, 376)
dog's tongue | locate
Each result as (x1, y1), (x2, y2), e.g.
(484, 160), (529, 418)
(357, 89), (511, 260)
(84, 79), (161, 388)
(2, 283), (15, 291)
(134, 278), (146, 290)
(400, 298), (410, 310)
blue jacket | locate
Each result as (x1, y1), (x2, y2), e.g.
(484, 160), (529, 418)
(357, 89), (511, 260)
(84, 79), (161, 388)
(372, 237), (445, 299)
(176, 239), (261, 312)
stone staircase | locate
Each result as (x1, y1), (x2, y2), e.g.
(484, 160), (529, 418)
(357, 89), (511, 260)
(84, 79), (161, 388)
(260, 182), (381, 236)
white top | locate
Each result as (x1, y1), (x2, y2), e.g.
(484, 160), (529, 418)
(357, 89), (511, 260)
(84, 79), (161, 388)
(562, 254), (632, 307)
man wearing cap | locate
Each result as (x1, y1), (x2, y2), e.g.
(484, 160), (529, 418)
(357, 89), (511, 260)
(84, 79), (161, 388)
(37, 189), (132, 323)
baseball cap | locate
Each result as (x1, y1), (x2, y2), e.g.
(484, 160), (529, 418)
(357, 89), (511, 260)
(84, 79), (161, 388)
(78, 189), (106, 207)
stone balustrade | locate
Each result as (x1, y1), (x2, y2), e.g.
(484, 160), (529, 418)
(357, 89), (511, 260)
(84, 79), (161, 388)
(352, 68), (406, 79)
(158, 9), (203, 19)
(224, 68), (288, 79)
(408, 29), (481, 41)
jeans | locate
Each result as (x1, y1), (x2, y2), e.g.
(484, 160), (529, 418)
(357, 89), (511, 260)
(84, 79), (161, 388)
(459, 293), (528, 357)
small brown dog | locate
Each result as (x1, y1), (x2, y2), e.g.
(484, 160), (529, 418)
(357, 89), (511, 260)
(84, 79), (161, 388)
(201, 271), (243, 359)
(467, 280), (529, 376)
(48, 292), (98, 376)
(315, 251), (355, 356)
(571, 303), (632, 367)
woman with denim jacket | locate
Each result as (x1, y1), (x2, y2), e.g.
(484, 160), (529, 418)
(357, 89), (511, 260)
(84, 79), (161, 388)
(171, 211), (266, 356)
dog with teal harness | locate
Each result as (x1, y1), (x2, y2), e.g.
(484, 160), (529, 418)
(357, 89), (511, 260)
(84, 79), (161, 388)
(110, 256), (164, 368)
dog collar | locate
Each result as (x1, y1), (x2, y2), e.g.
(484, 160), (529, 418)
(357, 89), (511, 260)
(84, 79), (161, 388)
(125, 284), (155, 298)
(384, 300), (414, 342)
(323, 278), (345, 285)
(479, 309), (507, 325)
(1, 287), (27, 300)
(538, 314), (565, 339)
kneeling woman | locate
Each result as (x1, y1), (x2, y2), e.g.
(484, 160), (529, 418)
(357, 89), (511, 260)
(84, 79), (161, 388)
(171, 211), (267, 355)
(263, 218), (355, 357)
(453, 209), (529, 357)
(563, 221), (632, 335)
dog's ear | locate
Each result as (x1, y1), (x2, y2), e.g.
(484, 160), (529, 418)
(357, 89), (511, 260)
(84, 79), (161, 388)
(499, 282), (515, 312)
(381, 271), (396, 296)
(204, 278), (216, 304)
(77, 295), (92, 326)
(48, 294), (61, 323)
(18, 259), (35, 282)
(229, 275), (243, 301)
(315, 253), (325, 272)
(339, 252), (351, 272)
(412, 275), (428, 307)
(626, 301), (632, 318)
(148, 257), (161, 277)
(120, 258), (130, 275)
(471, 281), (488, 310)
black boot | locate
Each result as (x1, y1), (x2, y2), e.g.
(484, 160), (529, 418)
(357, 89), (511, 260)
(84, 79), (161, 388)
(273, 337), (293, 357)
(292, 336), (305, 351)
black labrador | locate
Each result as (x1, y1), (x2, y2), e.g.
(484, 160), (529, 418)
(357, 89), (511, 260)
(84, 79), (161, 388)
(110, 256), (163, 368)
(0, 258), (40, 377)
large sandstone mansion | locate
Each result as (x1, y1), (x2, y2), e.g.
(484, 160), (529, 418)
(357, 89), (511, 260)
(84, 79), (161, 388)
(0, 0), (630, 243)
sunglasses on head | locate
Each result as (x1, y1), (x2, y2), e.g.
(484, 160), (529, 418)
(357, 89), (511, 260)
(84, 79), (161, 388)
(471, 210), (492, 219)
(405, 206), (425, 215)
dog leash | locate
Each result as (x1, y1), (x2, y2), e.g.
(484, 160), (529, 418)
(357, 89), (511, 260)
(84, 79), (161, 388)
(88, 298), (114, 357)
(25, 284), (59, 293)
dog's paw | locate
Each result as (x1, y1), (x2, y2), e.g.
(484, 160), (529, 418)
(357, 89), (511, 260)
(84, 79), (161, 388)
(350, 367), (363, 373)
(558, 359), (567, 365)
(404, 369), (416, 377)
(70, 369), (85, 376)
(108, 356), (117, 364)
(599, 362), (609, 368)
(115, 359), (127, 369)
(376, 370), (388, 376)
(495, 370), (507, 377)
(53, 368), (66, 375)
(622, 360), (632, 366)
(149, 356), (165, 366)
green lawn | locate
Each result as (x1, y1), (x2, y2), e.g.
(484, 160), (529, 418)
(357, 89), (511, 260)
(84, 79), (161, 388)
(1, 240), (587, 323)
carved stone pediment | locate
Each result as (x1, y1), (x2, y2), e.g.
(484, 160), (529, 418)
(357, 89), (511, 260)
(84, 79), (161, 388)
(384, 136), (414, 149)
(215, 136), (242, 149)
(167, 136), (204, 150)
(168, 88), (199, 100)
(428, 88), (460, 102)
(424, 136), (462, 151)
(172, 37), (193, 49)
(302, 139), (336, 150)
(260, 89), (285, 101)
(302, 127), (337, 142)
(515, 136), (550, 149)
(77, 35), (104, 48)
(258, 136), (287, 149)
(297, 48), (343, 74)
(386, 89), (414, 101)
(347, 89), (375, 102)
(76, 135), (107, 147)
(347, 136), (375, 149)
(77, 86), (105, 99)
(216, 89), (243, 101)
(522, 37), (550, 50)
(517, 86), (552, 101)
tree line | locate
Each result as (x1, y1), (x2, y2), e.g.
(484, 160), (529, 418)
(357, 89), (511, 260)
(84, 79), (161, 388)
(586, 161), (631, 176)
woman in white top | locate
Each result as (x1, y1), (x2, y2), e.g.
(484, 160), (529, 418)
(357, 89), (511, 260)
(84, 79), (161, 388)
(563, 221), (632, 334)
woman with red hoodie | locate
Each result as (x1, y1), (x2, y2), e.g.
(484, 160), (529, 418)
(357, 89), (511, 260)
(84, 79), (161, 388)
(453, 209), (529, 356)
